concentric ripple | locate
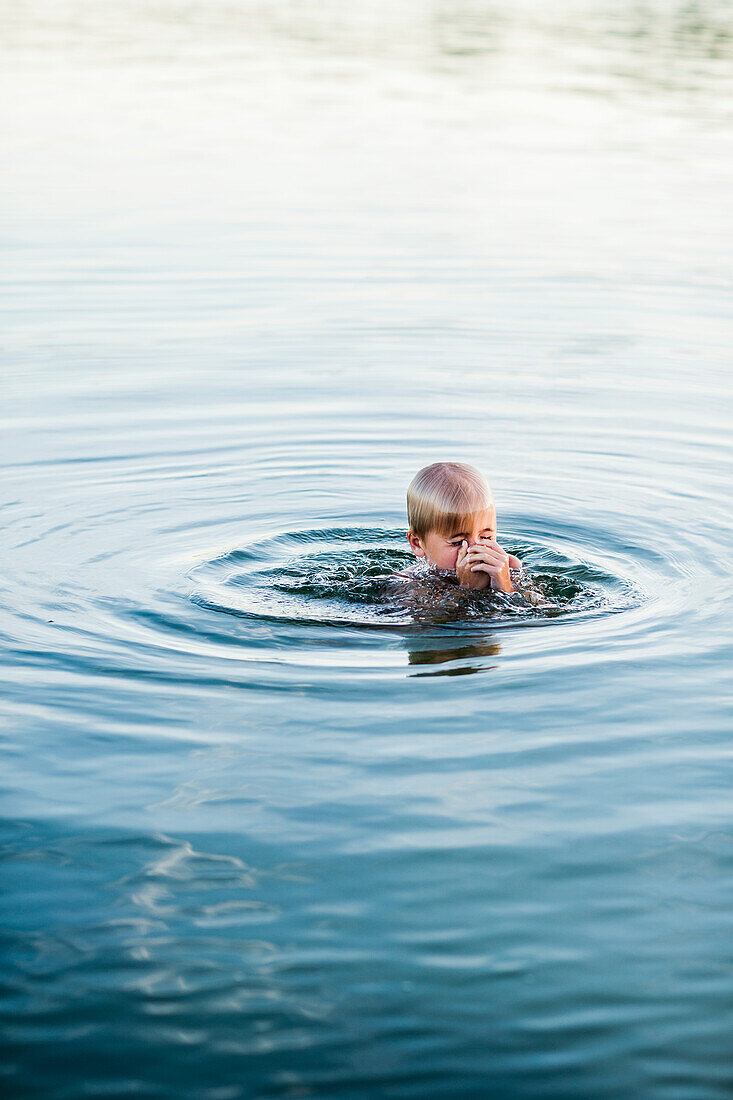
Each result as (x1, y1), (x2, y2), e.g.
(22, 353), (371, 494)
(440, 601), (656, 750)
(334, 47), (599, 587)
(187, 522), (643, 631)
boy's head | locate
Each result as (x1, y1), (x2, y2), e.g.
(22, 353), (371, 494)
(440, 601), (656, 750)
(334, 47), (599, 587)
(406, 462), (498, 571)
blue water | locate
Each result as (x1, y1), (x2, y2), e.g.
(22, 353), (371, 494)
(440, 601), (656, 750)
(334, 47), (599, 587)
(2, 2), (733, 1097)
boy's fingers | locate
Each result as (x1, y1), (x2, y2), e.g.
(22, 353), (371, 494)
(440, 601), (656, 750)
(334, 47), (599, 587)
(483, 540), (507, 555)
(468, 548), (504, 563)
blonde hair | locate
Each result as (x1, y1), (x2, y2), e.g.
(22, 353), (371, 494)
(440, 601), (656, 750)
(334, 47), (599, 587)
(407, 462), (494, 538)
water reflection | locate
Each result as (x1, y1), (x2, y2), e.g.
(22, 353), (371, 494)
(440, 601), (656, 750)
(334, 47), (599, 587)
(406, 633), (501, 676)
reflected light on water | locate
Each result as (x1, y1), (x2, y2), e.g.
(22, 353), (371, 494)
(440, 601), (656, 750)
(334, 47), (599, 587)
(2, 3), (733, 1100)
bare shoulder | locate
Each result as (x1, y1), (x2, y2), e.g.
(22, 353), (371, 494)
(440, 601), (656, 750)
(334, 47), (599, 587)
(389, 563), (424, 581)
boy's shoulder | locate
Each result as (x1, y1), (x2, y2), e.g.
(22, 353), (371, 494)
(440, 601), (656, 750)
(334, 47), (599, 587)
(390, 562), (422, 581)
(387, 563), (459, 588)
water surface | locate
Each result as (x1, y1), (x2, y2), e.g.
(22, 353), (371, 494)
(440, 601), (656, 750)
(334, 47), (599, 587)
(2, 2), (733, 1097)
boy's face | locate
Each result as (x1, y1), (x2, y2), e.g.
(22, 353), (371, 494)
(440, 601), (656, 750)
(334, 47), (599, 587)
(407, 506), (497, 572)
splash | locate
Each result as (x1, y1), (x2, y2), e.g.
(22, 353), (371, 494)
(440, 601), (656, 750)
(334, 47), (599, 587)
(189, 527), (639, 628)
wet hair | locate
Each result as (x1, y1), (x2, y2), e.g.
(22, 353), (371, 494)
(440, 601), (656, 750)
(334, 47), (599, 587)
(407, 462), (494, 539)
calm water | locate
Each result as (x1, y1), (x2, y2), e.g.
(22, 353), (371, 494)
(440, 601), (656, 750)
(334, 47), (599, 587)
(2, 2), (733, 1097)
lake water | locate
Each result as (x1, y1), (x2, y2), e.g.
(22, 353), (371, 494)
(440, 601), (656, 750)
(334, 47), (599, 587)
(2, 2), (733, 1097)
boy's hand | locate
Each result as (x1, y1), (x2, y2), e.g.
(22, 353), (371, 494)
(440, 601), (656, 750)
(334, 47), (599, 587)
(461, 539), (519, 593)
(456, 541), (491, 590)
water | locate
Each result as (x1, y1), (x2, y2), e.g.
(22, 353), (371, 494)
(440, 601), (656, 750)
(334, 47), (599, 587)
(2, 1), (733, 1097)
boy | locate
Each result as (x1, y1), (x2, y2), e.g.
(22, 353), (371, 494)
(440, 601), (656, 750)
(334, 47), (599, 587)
(405, 462), (521, 593)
